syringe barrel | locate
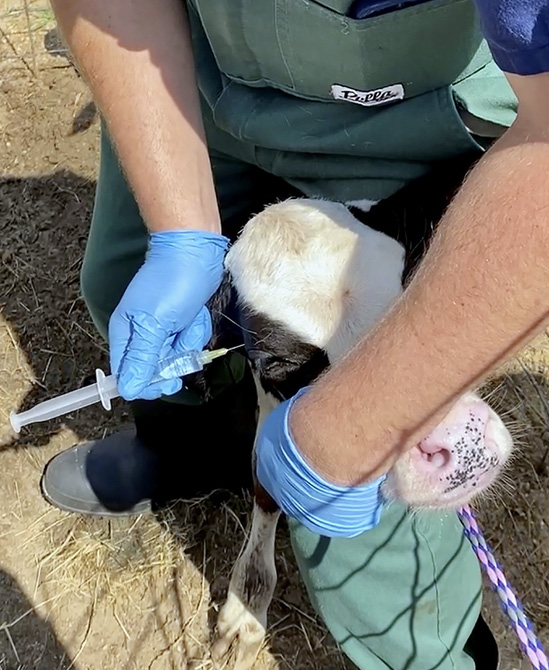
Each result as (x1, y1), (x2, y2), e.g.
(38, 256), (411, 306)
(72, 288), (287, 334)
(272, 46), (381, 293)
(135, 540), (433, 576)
(150, 351), (204, 384)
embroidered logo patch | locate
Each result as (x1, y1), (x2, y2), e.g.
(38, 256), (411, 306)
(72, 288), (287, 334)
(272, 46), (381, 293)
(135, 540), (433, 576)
(331, 83), (405, 107)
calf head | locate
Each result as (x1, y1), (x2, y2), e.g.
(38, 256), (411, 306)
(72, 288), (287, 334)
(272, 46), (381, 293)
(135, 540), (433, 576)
(225, 197), (513, 510)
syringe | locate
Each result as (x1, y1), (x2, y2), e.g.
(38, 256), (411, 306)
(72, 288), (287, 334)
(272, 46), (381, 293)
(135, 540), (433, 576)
(9, 348), (231, 434)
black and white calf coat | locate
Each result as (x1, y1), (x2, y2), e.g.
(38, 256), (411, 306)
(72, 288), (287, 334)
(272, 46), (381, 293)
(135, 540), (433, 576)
(188, 159), (513, 669)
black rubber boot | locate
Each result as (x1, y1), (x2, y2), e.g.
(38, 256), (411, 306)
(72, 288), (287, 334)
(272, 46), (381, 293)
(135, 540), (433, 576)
(465, 613), (500, 669)
(41, 364), (258, 516)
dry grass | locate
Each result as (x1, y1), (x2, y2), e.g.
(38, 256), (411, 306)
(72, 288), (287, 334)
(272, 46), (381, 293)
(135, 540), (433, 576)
(472, 347), (549, 669)
(0, 0), (62, 78)
(0, 489), (353, 670)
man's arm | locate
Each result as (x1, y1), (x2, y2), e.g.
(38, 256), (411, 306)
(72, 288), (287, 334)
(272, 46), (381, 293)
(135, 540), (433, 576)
(51, 1), (228, 400)
(290, 74), (549, 486)
(252, 0), (549, 537)
(51, 0), (220, 233)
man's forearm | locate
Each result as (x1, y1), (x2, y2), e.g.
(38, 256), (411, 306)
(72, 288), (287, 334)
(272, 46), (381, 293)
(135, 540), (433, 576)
(51, 0), (220, 233)
(291, 118), (549, 486)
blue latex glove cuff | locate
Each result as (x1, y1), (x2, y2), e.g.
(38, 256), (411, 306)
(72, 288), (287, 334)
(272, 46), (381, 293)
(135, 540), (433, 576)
(256, 389), (386, 538)
(109, 229), (229, 401)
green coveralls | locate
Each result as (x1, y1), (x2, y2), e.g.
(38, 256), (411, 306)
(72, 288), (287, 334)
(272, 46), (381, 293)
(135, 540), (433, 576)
(82, 1), (518, 667)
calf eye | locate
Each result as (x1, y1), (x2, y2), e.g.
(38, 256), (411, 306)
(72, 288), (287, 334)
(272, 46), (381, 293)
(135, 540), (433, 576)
(250, 349), (330, 401)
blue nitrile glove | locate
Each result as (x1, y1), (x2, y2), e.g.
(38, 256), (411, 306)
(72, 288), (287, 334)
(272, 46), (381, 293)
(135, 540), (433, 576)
(109, 230), (229, 401)
(255, 389), (386, 538)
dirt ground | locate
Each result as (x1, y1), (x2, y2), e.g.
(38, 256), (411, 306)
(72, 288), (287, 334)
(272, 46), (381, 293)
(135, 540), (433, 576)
(0, 3), (548, 670)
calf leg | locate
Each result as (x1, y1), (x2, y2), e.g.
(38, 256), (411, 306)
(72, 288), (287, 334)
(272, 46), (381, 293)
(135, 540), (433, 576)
(212, 372), (281, 668)
(212, 494), (280, 669)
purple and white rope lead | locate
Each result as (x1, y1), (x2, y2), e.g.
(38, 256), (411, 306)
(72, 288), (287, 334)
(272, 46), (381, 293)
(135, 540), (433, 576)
(458, 504), (549, 670)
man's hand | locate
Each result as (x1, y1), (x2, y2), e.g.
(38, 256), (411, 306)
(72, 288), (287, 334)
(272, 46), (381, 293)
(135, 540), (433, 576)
(109, 231), (228, 400)
(255, 391), (386, 538)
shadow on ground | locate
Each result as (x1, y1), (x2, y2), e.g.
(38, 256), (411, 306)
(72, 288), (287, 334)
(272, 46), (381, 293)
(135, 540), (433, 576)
(0, 170), (129, 451)
(0, 568), (73, 669)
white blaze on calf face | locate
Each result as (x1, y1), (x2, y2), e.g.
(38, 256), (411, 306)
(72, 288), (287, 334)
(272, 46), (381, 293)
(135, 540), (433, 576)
(226, 198), (513, 509)
(226, 199), (405, 362)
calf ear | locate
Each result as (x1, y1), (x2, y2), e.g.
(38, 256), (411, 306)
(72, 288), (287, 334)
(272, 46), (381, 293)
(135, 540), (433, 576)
(184, 273), (244, 403)
(206, 273), (243, 350)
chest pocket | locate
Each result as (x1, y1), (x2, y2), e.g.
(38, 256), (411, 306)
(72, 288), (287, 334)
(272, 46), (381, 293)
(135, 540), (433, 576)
(189, 0), (491, 103)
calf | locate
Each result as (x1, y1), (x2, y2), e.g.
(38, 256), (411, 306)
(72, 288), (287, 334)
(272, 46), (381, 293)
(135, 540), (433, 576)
(207, 162), (513, 669)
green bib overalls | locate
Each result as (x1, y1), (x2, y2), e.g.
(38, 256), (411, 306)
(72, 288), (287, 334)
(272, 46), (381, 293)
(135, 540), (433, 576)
(82, 2), (516, 667)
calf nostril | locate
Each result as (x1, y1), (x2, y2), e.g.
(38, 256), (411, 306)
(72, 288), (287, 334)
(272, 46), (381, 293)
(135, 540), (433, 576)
(421, 448), (451, 469)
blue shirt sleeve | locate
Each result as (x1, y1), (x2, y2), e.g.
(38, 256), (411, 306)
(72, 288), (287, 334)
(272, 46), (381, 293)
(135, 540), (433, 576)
(473, 0), (549, 75)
